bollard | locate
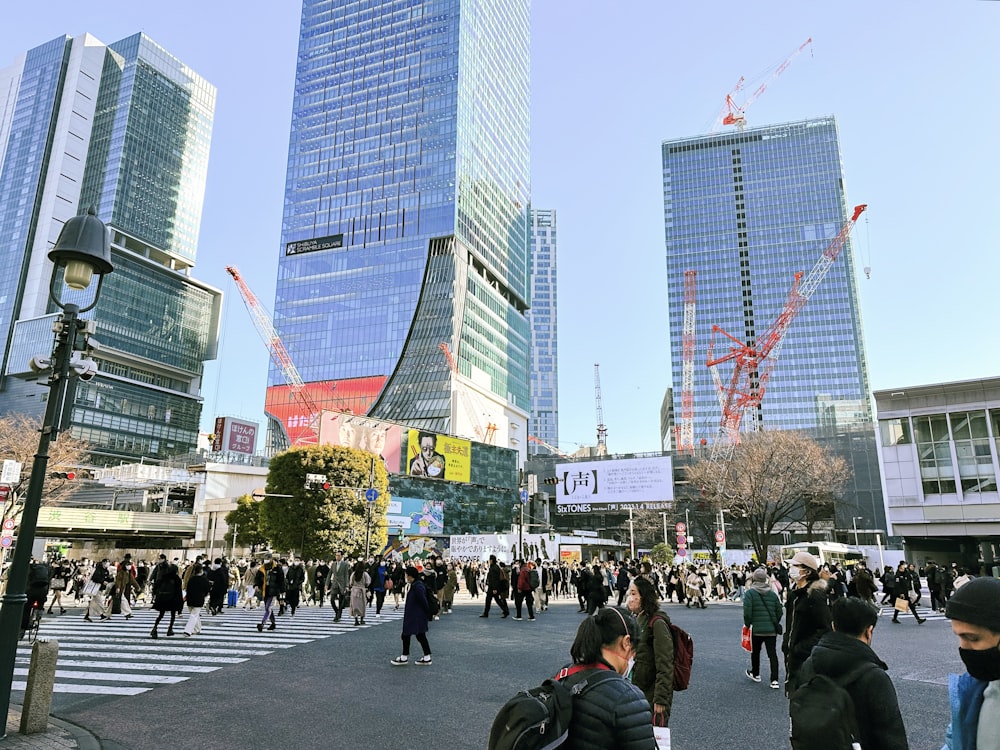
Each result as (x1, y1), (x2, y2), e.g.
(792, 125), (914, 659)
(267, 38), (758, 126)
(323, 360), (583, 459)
(20, 638), (58, 735)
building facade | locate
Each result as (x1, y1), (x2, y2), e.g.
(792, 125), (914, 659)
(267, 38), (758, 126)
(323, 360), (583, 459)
(662, 117), (872, 442)
(875, 378), (1000, 571)
(268, 0), (531, 459)
(0, 33), (221, 462)
(528, 208), (558, 454)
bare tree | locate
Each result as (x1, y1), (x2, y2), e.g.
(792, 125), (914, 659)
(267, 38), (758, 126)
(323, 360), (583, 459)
(0, 414), (90, 524)
(684, 430), (850, 562)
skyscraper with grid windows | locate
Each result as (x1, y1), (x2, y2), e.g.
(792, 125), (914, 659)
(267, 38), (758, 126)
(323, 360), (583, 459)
(268, 0), (531, 455)
(662, 116), (872, 445)
(0, 33), (221, 462)
(528, 209), (558, 455)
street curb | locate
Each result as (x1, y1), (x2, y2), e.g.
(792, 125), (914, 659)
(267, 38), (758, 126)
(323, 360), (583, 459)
(49, 713), (102, 750)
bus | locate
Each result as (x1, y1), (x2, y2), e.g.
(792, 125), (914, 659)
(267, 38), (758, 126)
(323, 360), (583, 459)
(779, 541), (866, 569)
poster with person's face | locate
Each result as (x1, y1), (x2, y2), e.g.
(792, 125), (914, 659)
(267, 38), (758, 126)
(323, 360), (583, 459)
(406, 429), (471, 482)
(318, 411), (402, 472)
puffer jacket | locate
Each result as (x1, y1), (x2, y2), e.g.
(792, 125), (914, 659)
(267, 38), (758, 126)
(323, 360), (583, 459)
(799, 631), (910, 750)
(743, 587), (783, 636)
(783, 577), (832, 687)
(564, 662), (656, 750)
(632, 610), (674, 723)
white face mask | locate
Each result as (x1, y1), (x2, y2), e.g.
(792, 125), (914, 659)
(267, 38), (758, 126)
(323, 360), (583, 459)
(788, 567), (803, 583)
(211, 564), (219, 570)
(626, 656), (635, 676)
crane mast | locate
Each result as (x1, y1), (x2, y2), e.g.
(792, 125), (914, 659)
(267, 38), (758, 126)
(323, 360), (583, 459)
(675, 270), (697, 454)
(226, 265), (320, 444)
(706, 203), (867, 463)
(594, 363), (608, 456)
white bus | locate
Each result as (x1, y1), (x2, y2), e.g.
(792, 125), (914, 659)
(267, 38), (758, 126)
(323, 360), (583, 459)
(779, 541), (866, 569)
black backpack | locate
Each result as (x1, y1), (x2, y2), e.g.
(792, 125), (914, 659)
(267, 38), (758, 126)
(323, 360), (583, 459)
(27, 563), (49, 588)
(789, 665), (873, 750)
(488, 666), (616, 750)
(425, 585), (440, 617)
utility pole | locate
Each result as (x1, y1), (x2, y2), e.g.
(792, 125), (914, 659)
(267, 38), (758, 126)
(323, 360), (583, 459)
(628, 507), (635, 560)
(661, 512), (668, 547)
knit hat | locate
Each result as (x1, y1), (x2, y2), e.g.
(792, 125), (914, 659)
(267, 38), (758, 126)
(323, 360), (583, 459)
(751, 568), (769, 584)
(945, 577), (1000, 632)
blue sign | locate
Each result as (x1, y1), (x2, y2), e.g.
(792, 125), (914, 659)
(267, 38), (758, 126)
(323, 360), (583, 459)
(365, 488), (379, 504)
(519, 490), (529, 504)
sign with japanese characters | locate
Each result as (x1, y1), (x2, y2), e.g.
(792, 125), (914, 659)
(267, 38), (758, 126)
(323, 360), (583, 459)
(552, 456), (674, 512)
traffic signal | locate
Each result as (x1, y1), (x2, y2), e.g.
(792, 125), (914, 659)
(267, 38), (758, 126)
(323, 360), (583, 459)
(543, 477), (559, 485)
(48, 471), (76, 480)
(304, 477), (332, 491)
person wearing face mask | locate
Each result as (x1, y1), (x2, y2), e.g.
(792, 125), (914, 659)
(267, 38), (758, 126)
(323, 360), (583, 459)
(625, 576), (675, 729)
(284, 558), (305, 617)
(795, 596), (910, 750)
(206, 558), (228, 615)
(561, 606), (656, 749)
(782, 551), (832, 693)
(942, 576), (1000, 750)
(84, 559), (113, 622)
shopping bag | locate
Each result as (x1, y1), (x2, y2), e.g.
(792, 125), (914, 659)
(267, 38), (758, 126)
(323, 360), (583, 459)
(83, 581), (100, 596)
(741, 624), (752, 652)
(653, 714), (671, 750)
(894, 597), (910, 612)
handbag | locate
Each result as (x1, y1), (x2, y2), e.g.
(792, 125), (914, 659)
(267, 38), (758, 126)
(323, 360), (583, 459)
(894, 596), (911, 612)
(83, 581), (100, 596)
(774, 621), (783, 636)
(907, 589), (920, 603)
(51, 578), (66, 591)
(741, 624), (752, 652)
(385, 578), (393, 591)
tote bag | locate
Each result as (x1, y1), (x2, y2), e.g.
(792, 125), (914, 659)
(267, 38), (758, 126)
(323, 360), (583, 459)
(741, 625), (752, 652)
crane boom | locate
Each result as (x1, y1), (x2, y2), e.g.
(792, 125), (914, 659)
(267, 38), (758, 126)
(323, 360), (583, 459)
(226, 265), (320, 443)
(722, 38), (812, 130)
(594, 363), (607, 456)
(706, 204), (867, 461)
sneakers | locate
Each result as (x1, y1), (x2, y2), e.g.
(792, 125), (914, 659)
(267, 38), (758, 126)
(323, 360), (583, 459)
(770, 681), (780, 689)
(415, 655), (432, 666)
(527, 617), (536, 621)
(512, 616), (523, 621)
(391, 655), (408, 666)
(745, 670), (761, 683)
(478, 614), (489, 618)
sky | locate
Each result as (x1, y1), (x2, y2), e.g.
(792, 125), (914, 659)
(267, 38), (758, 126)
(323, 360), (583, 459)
(3, 2), (998, 456)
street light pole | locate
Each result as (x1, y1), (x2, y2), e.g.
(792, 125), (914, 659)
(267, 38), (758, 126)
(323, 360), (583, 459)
(628, 507), (635, 560)
(0, 207), (112, 734)
(661, 512), (668, 547)
(852, 516), (863, 548)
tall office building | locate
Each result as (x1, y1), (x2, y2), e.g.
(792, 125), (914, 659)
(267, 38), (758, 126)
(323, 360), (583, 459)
(662, 117), (872, 444)
(267, 0), (531, 455)
(0, 33), (221, 462)
(527, 209), (558, 454)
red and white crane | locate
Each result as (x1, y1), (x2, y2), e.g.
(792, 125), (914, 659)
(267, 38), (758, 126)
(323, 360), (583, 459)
(226, 265), (320, 444)
(594, 363), (608, 456)
(675, 270), (697, 454)
(706, 204), (867, 463)
(716, 38), (813, 131)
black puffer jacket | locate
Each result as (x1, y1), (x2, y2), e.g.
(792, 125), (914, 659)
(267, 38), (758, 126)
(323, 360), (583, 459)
(565, 662), (656, 749)
(798, 631), (910, 750)
(783, 577), (832, 687)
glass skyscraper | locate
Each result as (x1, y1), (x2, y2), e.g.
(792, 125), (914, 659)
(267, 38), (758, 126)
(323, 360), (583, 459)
(528, 208), (558, 454)
(0, 33), (221, 462)
(662, 117), (872, 446)
(269, 0), (531, 453)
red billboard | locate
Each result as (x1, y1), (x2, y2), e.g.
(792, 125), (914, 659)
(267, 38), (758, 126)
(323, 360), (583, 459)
(265, 376), (386, 446)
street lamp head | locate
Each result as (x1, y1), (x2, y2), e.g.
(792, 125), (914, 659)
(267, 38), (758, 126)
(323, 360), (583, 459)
(49, 206), (113, 308)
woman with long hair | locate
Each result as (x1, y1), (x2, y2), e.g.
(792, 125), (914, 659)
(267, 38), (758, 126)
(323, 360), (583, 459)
(625, 576), (675, 727)
(151, 563), (183, 638)
(349, 560), (370, 626)
(560, 606), (656, 749)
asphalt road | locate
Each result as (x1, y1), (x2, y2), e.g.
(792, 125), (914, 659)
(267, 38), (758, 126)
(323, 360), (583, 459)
(39, 593), (956, 750)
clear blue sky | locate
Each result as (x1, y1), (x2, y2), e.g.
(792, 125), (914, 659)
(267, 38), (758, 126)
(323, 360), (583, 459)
(3, 2), (998, 455)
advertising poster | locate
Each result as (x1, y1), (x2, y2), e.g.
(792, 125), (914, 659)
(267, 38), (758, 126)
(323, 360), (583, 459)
(264, 376), (386, 445)
(559, 545), (583, 565)
(406, 429), (471, 483)
(318, 411), (402, 473)
(554, 455), (674, 512)
(385, 498), (444, 536)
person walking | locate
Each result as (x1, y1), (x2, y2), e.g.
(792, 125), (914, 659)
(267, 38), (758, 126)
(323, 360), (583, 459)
(891, 561), (926, 625)
(626, 576), (675, 728)
(743, 567), (785, 689)
(349, 560), (370, 626)
(150, 563), (183, 638)
(255, 555), (285, 632)
(328, 551), (351, 623)
(182, 562), (211, 637)
(206, 558), (228, 615)
(513, 559), (536, 621)
(391, 566), (432, 666)
(241, 562), (258, 609)
(84, 559), (113, 622)
(110, 558), (138, 620)
(782, 551), (832, 692)
(479, 554), (510, 619)
(47, 559), (69, 614)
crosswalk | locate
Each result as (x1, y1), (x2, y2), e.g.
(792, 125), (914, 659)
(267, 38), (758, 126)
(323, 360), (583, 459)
(13, 602), (404, 696)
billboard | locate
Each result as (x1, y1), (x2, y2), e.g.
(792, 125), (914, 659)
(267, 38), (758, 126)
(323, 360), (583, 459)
(553, 455), (674, 513)
(318, 411), (403, 473)
(212, 417), (258, 455)
(385, 498), (444, 536)
(265, 376), (386, 445)
(406, 429), (471, 483)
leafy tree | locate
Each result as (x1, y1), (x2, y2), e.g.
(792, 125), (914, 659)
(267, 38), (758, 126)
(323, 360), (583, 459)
(223, 494), (267, 553)
(649, 542), (674, 565)
(0, 414), (89, 524)
(685, 430), (850, 562)
(262, 444), (390, 559)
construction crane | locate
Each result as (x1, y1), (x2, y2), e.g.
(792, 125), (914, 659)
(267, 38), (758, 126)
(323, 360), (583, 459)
(439, 343), (496, 443)
(675, 270), (697, 454)
(226, 266), (320, 444)
(706, 204), (867, 463)
(718, 38), (812, 131)
(594, 363), (608, 456)
(528, 435), (568, 458)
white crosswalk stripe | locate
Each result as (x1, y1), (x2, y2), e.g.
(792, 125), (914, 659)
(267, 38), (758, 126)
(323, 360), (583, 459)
(12, 602), (403, 696)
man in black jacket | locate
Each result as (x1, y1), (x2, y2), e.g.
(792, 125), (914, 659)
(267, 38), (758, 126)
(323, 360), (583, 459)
(479, 554), (509, 618)
(797, 596), (910, 750)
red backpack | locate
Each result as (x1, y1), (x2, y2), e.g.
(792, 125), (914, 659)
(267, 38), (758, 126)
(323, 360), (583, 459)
(648, 614), (694, 691)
